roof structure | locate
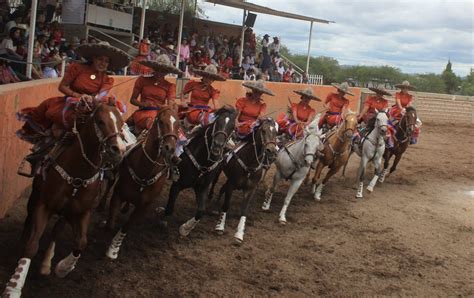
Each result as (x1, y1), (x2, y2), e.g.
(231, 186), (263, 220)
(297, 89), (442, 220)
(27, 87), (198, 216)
(205, 0), (334, 24)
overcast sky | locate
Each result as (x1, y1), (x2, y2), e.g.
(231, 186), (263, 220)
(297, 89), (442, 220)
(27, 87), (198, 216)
(199, 0), (473, 76)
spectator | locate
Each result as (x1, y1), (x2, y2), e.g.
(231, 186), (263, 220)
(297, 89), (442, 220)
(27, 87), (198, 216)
(261, 34), (270, 54)
(269, 36), (281, 55)
(5, 13), (22, 35)
(302, 72), (309, 84)
(45, 0), (58, 23)
(242, 55), (251, 71)
(178, 38), (190, 72)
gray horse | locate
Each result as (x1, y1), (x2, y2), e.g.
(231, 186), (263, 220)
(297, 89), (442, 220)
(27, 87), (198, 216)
(262, 116), (323, 224)
(352, 110), (388, 198)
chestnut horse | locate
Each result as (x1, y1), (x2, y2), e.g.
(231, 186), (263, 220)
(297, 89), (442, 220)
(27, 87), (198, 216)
(307, 112), (358, 200)
(105, 107), (179, 260)
(161, 106), (237, 237)
(213, 118), (278, 243)
(3, 102), (126, 298)
(379, 106), (417, 183)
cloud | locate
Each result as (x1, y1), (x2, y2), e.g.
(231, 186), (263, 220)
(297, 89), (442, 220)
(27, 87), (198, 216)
(199, 0), (473, 76)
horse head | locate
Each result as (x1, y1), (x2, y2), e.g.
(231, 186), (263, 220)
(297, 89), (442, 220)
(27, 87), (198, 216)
(403, 107), (417, 136)
(340, 110), (357, 139)
(208, 105), (237, 160)
(303, 114), (324, 165)
(255, 118), (278, 163)
(375, 109), (388, 139)
(88, 102), (126, 166)
(150, 106), (179, 162)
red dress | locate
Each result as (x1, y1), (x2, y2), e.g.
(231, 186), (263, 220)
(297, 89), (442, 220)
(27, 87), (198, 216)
(362, 95), (388, 123)
(128, 76), (176, 131)
(235, 96), (267, 137)
(319, 92), (350, 128)
(183, 80), (219, 126)
(277, 102), (315, 139)
(390, 92), (412, 120)
(17, 63), (114, 143)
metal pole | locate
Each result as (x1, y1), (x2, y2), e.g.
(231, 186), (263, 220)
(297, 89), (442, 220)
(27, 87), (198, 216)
(239, 9), (246, 67)
(305, 21), (313, 74)
(26, 0), (38, 78)
(175, 0), (185, 69)
(139, 0), (147, 40)
(60, 58), (66, 77)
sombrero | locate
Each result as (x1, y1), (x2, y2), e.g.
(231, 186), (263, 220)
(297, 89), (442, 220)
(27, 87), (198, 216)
(139, 54), (183, 75)
(331, 82), (354, 96)
(242, 80), (274, 96)
(77, 41), (130, 70)
(395, 80), (416, 90)
(293, 88), (321, 101)
(368, 85), (391, 96)
(193, 64), (226, 81)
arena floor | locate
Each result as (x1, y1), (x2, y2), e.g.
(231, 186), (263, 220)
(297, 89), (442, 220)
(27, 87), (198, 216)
(0, 123), (472, 296)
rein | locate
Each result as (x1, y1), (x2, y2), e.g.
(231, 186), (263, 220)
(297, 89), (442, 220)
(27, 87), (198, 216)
(395, 112), (415, 144)
(282, 134), (315, 179)
(325, 118), (354, 164)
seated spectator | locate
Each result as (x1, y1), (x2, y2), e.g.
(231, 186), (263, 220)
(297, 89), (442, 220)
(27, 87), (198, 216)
(269, 36), (281, 55)
(242, 55), (251, 71)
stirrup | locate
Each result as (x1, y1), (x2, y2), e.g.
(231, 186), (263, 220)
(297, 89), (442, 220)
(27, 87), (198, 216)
(17, 158), (35, 178)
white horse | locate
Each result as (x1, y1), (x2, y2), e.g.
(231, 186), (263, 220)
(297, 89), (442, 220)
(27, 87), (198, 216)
(261, 116), (323, 224)
(352, 110), (388, 198)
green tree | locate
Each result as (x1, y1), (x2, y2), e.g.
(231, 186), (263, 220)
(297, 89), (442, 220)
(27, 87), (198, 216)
(460, 69), (474, 96)
(441, 60), (460, 94)
(407, 74), (446, 93)
(148, 0), (205, 18)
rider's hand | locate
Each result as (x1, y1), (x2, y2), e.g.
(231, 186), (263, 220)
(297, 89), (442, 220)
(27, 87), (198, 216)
(80, 94), (94, 104)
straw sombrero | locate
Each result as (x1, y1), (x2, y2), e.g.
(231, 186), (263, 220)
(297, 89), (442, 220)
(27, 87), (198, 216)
(77, 41), (130, 70)
(293, 88), (321, 101)
(395, 80), (416, 90)
(139, 54), (183, 75)
(193, 65), (226, 81)
(242, 80), (274, 96)
(331, 82), (354, 96)
(368, 85), (391, 96)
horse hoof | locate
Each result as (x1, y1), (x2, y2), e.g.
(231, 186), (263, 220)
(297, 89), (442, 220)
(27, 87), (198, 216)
(215, 229), (224, 235)
(155, 207), (165, 215)
(279, 218), (287, 225)
(261, 204), (270, 211)
(39, 265), (51, 276)
(105, 249), (119, 260)
(179, 226), (191, 237)
(157, 220), (168, 229)
(367, 186), (374, 192)
(313, 194), (321, 201)
(355, 193), (363, 199)
(234, 236), (243, 244)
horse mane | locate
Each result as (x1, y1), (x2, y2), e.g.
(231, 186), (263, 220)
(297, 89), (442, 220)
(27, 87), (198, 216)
(214, 105), (237, 117)
(188, 106), (237, 145)
(406, 106), (416, 113)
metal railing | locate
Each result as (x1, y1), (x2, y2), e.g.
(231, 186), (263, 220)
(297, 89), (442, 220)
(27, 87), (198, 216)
(88, 27), (136, 57)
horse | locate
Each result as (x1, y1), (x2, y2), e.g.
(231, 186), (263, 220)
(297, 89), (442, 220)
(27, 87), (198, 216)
(261, 116), (323, 224)
(379, 106), (417, 183)
(212, 118), (278, 243)
(352, 110), (388, 198)
(306, 112), (358, 201)
(3, 102), (126, 298)
(160, 106), (237, 237)
(104, 107), (179, 260)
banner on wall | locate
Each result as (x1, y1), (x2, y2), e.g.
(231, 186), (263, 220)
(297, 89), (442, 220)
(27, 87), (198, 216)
(61, 0), (86, 24)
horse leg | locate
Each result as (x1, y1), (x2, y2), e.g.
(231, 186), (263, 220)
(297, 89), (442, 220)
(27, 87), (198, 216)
(315, 165), (338, 201)
(367, 157), (382, 193)
(39, 217), (66, 275)
(55, 211), (91, 278)
(164, 182), (181, 217)
(311, 161), (325, 196)
(356, 156), (368, 198)
(279, 177), (304, 224)
(106, 200), (149, 260)
(3, 204), (51, 297)
(215, 180), (234, 235)
(179, 185), (209, 237)
(390, 152), (403, 174)
(262, 171), (281, 211)
(105, 192), (121, 231)
(234, 186), (259, 243)
(379, 150), (392, 183)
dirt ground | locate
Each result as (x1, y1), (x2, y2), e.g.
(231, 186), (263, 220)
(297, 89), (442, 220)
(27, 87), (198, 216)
(0, 123), (473, 297)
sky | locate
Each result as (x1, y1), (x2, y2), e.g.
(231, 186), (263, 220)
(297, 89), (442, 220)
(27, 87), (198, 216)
(199, 0), (474, 76)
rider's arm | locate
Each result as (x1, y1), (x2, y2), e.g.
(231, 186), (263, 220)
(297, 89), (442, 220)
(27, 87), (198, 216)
(396, 94), (403, 109)
(58, 64), (92, 101)
(358, 105), (369, 121)
(129, 77), (149, 108)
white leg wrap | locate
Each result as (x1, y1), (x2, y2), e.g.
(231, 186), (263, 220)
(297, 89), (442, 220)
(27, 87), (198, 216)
(311, 183), (316, 194)
(234, 216), (246, 243)
(179, 217), (200, 237)
(261, 189), (273, 211)
(379, 169), (389, 183)
(106, 230), (127, 260)
(215, 212), (226, 234)
(55, 253), (80, 278)
(279, 205), (288, 224)
(2, 258), (31, 298)
(40, 241), (56, 275)
(367, 175), (379, 192)
(314, 183), (324, 201)
(356, 182), (364, 198)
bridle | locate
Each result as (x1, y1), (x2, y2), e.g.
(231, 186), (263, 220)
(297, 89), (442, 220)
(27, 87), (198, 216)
(283, 133), (319, 179)
(395, 110), (416, 143)
(336, 115), (356, 143)
(204, 116), (232, 163)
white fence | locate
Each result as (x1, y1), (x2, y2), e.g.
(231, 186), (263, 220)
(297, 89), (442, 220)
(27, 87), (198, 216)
(308, 74), (323, 85)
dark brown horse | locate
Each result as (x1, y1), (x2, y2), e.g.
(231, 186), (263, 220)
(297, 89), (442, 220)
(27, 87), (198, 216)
(3, 102), (126, 298)
(212, 118), (278, 243)
(160, 106), (237, 237)
(379, 106), (417, 183)
(104, 107), (179, 260)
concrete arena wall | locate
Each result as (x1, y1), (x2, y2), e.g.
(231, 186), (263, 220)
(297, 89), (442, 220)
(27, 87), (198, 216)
(0, 77), (361, 218)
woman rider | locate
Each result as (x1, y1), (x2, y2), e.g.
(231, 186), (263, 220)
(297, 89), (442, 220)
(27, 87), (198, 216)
(319, 82), (354, 130)
(17, 42), (130, 176)
(357, 84), (390, 132)
(277, 87), (321, 140)
(235, 80), (274, 138)
(127, 54), (182, 134)
(182, 64), (226, 131)
(390, 80), (421, 145)
(127, 54), (183, 181)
